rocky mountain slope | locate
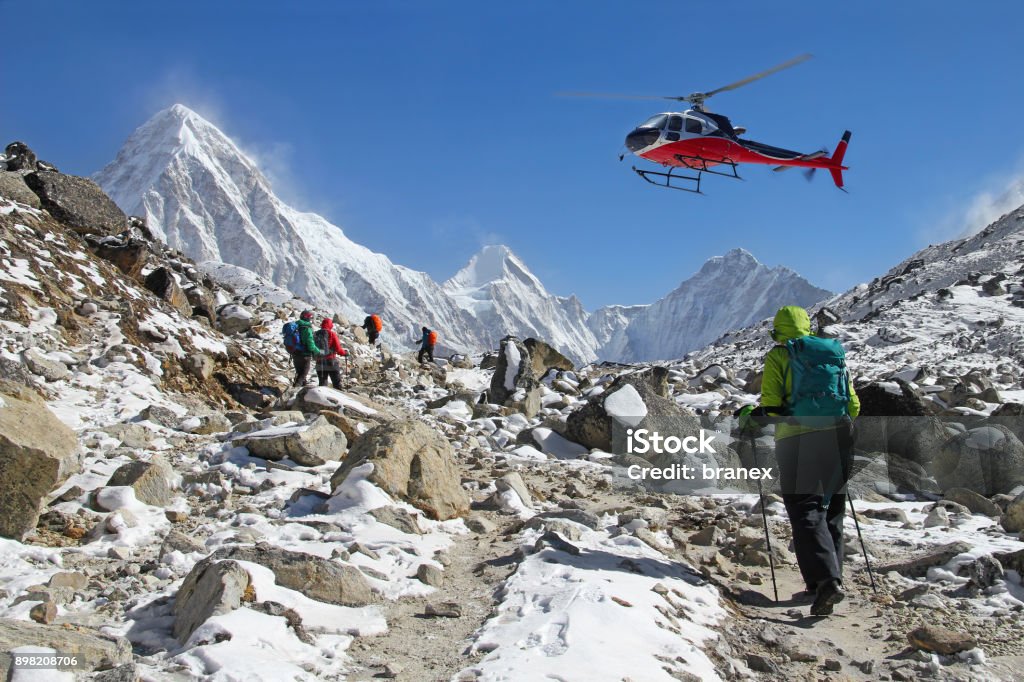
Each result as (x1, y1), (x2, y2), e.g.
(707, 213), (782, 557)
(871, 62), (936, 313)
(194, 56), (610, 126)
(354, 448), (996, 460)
(95, 105), (830, 364)
(3, 141), (1022, 682)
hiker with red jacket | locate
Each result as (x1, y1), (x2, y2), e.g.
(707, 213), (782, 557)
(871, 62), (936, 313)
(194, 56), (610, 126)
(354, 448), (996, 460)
(313, 318), (348, 389)
(362, 314), (382, 345)
(417, 326), (437, 363)
(283, 310), (323, 386)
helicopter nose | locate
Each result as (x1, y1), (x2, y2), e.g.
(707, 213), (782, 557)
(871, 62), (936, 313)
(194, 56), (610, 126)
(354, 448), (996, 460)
(625, 127), (660, 152)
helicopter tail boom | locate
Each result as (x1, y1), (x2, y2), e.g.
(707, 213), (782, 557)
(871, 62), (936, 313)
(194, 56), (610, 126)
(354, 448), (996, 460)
(828, 130), (852, 189)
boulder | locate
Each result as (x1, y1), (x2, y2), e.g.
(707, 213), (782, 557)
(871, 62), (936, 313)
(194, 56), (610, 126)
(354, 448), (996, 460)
(92, 240), (149, 279)
(0, 382), (80, 539)
(1001, 491), (1024, 533)
(4, 142), (37, 172)
(943, 487), (1002, 517)
(878, 541), (971, 578)
(101, 423), (156, 449)
(523, 338), (574, 379)
(489, 336), (541, 417)
(183, 413), (234, 436)
(205, 543), (374, 606)
(183, 353), (214, 381)
(216, 303), (255, 335)
(0, 619), (132, 677)
(330, 419), (469, 520)
(144, 267), (191, 317)
(20, 348), (70, 382)
(184, 285), (217, 322)
(172, 559), (250, 642)
(933, 425), (1024, 495)
(105, 456), (176, 507)
(0, 171), (42, 208)
(235, 416), (347, 466)
(856, 380), (929, 417)
(23, 171), (127, 236)
(565, 375), (701, 453)
(369, 506), (422, 534)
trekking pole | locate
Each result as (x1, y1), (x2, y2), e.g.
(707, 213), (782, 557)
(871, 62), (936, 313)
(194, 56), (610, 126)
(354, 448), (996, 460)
(847, 496), (877, 594)
(749, 429), (779, 603)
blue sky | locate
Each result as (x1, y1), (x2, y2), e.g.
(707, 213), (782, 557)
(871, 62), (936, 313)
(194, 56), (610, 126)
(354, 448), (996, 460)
(4, 1), (1024, 308)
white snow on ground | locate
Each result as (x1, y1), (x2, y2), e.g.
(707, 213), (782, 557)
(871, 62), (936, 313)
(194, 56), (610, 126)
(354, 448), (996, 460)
(463, 526), (723, 682)
(298, 387), (379, 416)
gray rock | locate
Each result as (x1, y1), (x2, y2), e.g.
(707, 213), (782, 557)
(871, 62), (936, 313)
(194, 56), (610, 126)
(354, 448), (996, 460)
(1002, 491), (1024, 532)
(465, 514), (497, 533)
(236, 416), (347, 467)
(184, 353), (215, 382)
(878, 541), (971, 578)
(330, 419), (469, 521)
(778, 634), (821, 662)
(943, 487), (1003, 517)
(160, 529), (205, 559)
(0, 171), (41, 208)
(415, 563), (444, 587)
(495, 472), (533, 508)
(4, 142), (37, 172)
(967, 554), (1004, 589)
(523, 338), (574, 379)
(424, 602), (462, 618)
(0, 618), (132, 676)
(23, 171), (127, 236)
(172, 559), (250, 642)
(105, 456), (175, 507)
(144, 267), (192, 318)
(369, 506), (422, 535)
(101, 422), (156, 449)
(216, 303), (255, 335)
(0, 382), (81, 539)
(934, 425), (1024, 496)
(689, 525), (725, 546)
(47, 572), (87, 590)
(136, 405), (179, 427)
(535, 508), (601, 529)
(20, 348), (69, 382)
(185, 413), (234, 435)
(489, 336), (541, 417)
(91, 664), (139, 682)
(206, 543), (375, 606)
(907, 624), (977, 655)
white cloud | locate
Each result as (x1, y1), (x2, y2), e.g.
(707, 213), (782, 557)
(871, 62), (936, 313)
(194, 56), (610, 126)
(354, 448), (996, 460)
(959, 174), (1024, 237)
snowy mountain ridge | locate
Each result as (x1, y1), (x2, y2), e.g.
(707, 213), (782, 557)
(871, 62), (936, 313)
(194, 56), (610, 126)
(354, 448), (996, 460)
(95, 104), (831, 363)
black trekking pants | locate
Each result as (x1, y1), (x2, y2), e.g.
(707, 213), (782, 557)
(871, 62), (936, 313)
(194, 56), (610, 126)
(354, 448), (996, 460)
(292, 354), (312, 386)
(317, 369), (342, 389)
(418, 344), (434, 363)
(775, 422), (853, 591)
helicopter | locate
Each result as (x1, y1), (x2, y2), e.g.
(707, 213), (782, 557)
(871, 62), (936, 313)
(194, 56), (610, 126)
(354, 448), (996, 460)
(564, 54), (851, 194)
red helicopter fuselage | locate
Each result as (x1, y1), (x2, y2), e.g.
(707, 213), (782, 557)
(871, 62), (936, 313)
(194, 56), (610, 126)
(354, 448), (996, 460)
(626, 110), (850, 191)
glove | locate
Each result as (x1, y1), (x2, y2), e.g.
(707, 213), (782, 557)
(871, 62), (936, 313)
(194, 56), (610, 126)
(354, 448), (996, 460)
(738, 405), (773, 434)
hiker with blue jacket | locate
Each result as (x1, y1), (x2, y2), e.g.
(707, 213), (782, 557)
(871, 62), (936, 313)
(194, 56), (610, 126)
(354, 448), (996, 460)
(283, 310), (323, 387)
(740, 305), (860, 617)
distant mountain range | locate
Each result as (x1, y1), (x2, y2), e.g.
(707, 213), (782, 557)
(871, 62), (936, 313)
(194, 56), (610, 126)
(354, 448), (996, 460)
(95, 104), (830, 363)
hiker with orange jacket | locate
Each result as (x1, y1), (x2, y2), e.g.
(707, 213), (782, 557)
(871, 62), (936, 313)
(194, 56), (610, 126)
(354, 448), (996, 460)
(362, 314), (382, 345)
(418, 326), (437, 363)
(313, 318), (347, 389)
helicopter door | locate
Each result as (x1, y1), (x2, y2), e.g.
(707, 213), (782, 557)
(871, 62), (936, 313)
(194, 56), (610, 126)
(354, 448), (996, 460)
(684, 116), (703, 135)
(664, 115), (684, 141)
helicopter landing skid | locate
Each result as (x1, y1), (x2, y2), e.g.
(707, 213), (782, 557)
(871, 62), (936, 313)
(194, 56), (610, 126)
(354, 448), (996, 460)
(632, 165), (703, 193)
(673, 154), (742, 180)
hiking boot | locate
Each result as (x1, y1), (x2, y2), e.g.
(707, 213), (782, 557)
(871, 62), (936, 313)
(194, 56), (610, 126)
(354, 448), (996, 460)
(810, 579), (845, 616)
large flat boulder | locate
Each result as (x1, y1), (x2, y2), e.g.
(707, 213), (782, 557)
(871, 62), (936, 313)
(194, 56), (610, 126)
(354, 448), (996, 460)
(206, 543), (374, 606)
(523, 338), (574, 378)
(105, 456), (176, 507)
(23, 171), (126, 236)
(0, 171), (41, 208)
(933, 425), (1024, 495)
(330, 419), (469, 520)
(0, 619), (132, 677)
(0, 381), (80, 539)
(235, 416), (347, 466)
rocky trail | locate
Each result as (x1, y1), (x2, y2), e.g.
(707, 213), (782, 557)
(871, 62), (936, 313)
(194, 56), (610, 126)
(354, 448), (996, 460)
(1, 152), (1024, 681)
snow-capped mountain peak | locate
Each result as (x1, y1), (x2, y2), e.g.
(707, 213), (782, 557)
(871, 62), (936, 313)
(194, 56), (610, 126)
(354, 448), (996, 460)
(446, 244), (544, 291)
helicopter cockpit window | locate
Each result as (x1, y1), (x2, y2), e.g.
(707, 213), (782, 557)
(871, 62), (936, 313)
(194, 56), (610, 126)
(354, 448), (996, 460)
(685, 117), (703, 134)
(639, 114), (668, 130)
(667, 115), (682, 132)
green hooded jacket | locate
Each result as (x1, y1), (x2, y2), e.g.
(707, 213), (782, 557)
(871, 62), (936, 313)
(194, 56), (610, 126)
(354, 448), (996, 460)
(297, 319), (323, 356)
(761, 306), (860, 440)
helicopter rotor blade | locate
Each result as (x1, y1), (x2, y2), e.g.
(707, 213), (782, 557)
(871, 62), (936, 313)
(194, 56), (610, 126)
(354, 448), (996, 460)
(702, 53), (812, 98)
(556, 91), (685, 101)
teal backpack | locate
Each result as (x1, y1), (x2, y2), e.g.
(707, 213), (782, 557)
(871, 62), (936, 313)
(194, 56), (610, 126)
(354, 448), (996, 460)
(785, 335), (850, 420)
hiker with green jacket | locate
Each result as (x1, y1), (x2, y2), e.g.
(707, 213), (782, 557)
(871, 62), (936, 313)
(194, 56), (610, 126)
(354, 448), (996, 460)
(292, 310), (323, 386)
(741, 305), (860, 616)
